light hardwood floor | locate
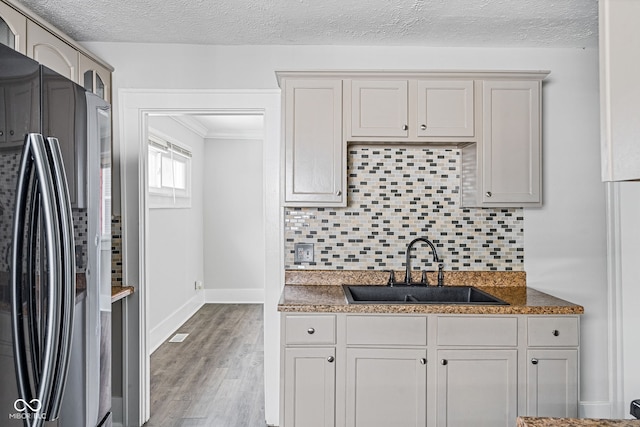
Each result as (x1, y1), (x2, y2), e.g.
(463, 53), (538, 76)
(145, 304), (266, 427)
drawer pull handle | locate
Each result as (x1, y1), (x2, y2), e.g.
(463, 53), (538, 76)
(327, 356), (334, 363)
(420, 358), (427, 365)
(420, 124), (427, 130)
(307, 328), (315, 334)
(441, 359), (448, 366)
(531, 358), (539, 365)
(552, 330), (560, 336)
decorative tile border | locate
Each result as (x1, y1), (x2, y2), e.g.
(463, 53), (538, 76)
(284, 147), (524, 271)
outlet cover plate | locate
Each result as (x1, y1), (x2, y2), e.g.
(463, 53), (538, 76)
(294, 243), (314, 263)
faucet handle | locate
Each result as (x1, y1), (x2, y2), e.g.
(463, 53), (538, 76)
(385, 270), (396, 286)
(421, 270), (429, 286)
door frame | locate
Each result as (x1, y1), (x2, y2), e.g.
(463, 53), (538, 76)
(119, 89), (282, 426)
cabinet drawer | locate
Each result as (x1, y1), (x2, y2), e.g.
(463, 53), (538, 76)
(436, 316), (518, 346)
(528, 317), (579, 347)
(346, 315), (427, 346)
(285, 315), (336, 345)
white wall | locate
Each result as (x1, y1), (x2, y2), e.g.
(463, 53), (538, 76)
(84, 42), (609, 423)
(146, 115), (205, 352)
(203, 138), (265, 302)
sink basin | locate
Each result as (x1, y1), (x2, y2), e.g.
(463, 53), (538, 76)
(343, 285), (508, 305)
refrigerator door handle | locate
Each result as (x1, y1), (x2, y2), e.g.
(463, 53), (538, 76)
(45, 137), (76, 419)
(27, 180), (41, 379)
(11, 134), (38, 417)
(12, 133), (64, 425)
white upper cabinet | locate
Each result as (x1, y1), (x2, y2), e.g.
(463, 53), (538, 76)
(0, 1), (25, 54)
(79, 52), (111, 102)
(416, 80), (474, 137)
(27, 21), (78, 82)
(283, 78), (344, 206)
(350, 80), (409, 138)
(278, 71), (547, 208)
(599, 0), (640, 181)
(477, 80), (541, 207)
(347, 78), (475, 141)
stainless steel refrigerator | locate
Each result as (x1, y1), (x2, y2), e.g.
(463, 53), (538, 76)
(0, 43), (112, 427)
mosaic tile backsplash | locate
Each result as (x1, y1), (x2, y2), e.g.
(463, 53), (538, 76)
(111, 215), (122, 286)
(284, 147), (524, 271)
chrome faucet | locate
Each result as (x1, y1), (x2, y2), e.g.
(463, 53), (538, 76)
(404, 237), (444, 286)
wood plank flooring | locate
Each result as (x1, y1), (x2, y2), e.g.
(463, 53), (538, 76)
(145, 304), (266, 427)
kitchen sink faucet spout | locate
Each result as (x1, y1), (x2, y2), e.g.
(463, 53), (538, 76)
(405, 237), (444, 286)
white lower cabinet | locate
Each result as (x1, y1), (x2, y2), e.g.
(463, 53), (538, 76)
(436, 349), (517, 427)
(283, 347), (336, 427)
(281, 313), (579, 427)
(346, 348), (427, 427)
(526, 349), (578, 418)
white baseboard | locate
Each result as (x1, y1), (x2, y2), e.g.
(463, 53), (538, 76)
(149, 292), (205, 354)
(579, 401), (612, 419)
(205, 288), (265, 304)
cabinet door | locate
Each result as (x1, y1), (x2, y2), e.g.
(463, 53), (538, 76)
(27, 21), (78, 82)
(526, 349), (578, 418)
(284, 347), (336, 427)
(350, 80), (408, 137)
(0, 2), (26, 54)
(284, 79), (344, 206)
(481, 80), (541, 205)
(79, 53), (111, 103)
(416, 80), (474, 137)
(436, 349), (517, 427)
(600, 0), (640, 181)
(345, 348), (427, 427)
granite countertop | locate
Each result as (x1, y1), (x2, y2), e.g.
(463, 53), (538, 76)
(518, 417), (640, 426)
(111, 285), (134, 303)
(277, 270), (584, 315)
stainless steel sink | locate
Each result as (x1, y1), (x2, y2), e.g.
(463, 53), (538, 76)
(343, 285), (508, 305)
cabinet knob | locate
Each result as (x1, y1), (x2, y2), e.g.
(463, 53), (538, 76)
(0, 130), (3, 136)
(402, 124), (408, 131)
(307, 328), (315, 334)
(485, 191), (492, 198)
(531, 358), (539, 365)
(327, 356), (335, 363)
(441, 359), (448, 366)
(9, 130), (14, 136)
(420, 358), (427, 365)
(420, 124), (427, 130)
(335, 190), (342, 196)
(552, 330), (560, 337)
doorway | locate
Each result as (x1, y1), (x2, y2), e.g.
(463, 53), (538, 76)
(118, 90), (282, 426)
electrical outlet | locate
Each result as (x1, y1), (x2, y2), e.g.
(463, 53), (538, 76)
(294, 243), (314, 263)
(195, 280), (204, 290)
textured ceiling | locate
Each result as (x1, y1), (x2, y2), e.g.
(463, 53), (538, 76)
(14, 0), (598, 48)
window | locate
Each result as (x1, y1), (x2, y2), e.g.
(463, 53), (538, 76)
(148, 133), (192, 208)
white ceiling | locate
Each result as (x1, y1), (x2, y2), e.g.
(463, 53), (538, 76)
(13, 0), (598, 136)
(15, 0), (598, 48)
